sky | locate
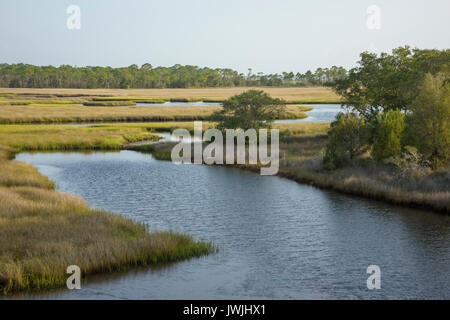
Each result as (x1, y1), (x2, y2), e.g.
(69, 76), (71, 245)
(0, 0), (449, 73)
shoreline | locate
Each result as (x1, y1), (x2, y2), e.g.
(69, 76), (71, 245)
(126, 141), (449, 214)
(0, 146), (216, 295)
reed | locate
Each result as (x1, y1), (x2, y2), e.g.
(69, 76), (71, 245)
(127, 123), (449, 213)
(0, 105), (310, 124)
(83, 101), (136, 106)
(0, 87), (342, 103)
(0, 130), (215, 294)
(0, 124), (159, 151)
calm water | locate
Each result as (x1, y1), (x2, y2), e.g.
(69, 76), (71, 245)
(275, 104), (343, 123)
(15, 151), (450, 299)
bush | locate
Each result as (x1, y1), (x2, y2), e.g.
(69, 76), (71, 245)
(384, 146), (431, 179)
(407, 73), (450, 169)
(323, 112), (367, 169)
(372, 109), (406, 161)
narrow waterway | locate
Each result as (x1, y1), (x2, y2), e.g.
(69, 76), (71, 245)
(14, 151), (450, 299)
(275, 104), (344, 123)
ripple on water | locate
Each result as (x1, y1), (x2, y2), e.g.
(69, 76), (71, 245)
(13, 151), (450, 299)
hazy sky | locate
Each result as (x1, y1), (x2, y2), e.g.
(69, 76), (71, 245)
(0, 0), (449, 73)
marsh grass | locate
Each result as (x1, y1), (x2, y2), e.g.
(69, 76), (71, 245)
(0, 104), (310, 124)
(0, 131), (215, 294)
(83, 101), (136, 107)
(130, 123), (448, 213)
(0, 184), (215, 294)
(0, 124), (161, 151)
(277, 135), (450, 213)
(93, 97), (169, 103)
(2, 100), (82, 105)
(0, 87), (341, 103)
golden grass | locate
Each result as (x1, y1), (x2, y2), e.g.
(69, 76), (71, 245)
(274, 122), (330, 136)
(128, 123), (449, 213)
(0, 87), (341, 103)
(0, 135), (215, 294)
(277, 136), (449, 213)
(0, 185), (215, 294)
(0, 124), (162, 151)
(0, 161), (54, 189)
(0, 104), (310, 124)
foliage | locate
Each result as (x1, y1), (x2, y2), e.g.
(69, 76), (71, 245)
(323, 113), (367, 169)
(372, 109), (406, 161)
(332, 47), (450, 120)
(212, 90), (286, 131)
(383, 146), (431, 179)
(407, 73), (450, 169)
(0, 63), (346, 89)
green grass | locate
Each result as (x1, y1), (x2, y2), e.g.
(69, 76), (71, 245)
(126, 142), (174, 160)
(0, 99), (83, 105)
(0, 124), (161, 151)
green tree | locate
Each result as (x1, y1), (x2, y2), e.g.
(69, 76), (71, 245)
(407, 73), (450, 169)
(372, 109), (406, 161)
(323, 113), (367, 169)
(212, 90), (286, 131)
(333, 47), (449, 120)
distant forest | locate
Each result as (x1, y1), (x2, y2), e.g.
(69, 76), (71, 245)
(0, 63), (347, 89)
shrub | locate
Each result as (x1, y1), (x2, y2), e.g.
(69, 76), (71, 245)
(323, 112), (367, 169)
(372, 109), (406, 161)
(384, 146), (431, 179)
(407, 73), (450, 169)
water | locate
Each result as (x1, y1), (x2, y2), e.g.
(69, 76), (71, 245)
(14, 151), (450, 299)
(275, 104), (344, 123)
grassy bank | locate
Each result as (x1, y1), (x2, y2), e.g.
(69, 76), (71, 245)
(0, 87), (342, 104)
(277, 136), (449, 213)
(0, 131), (215, 294)
(128, 123), (449, 213)
(0, 124), (163, 151)
(0, 104), (310, 124)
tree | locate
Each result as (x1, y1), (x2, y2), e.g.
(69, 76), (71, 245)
(332, 47), (450, 120)
(0, 62), (347, 89)
(407, 73), (450, 169)
(372, 109), (406, 161)
(212, 90), (286, 131)
(323, 113), (367, 169)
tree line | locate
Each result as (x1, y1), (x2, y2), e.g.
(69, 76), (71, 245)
(0, 63), (347, 89)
